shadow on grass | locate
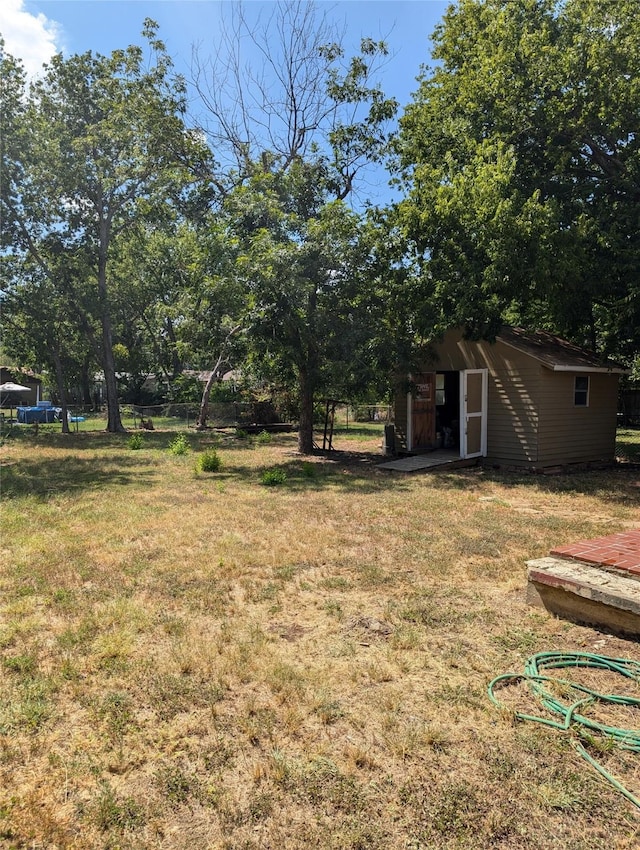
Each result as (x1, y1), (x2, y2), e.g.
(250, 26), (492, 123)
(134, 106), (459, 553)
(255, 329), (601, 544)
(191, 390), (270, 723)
(0, 427), (289, 453)
(429, 464), (640, 505)
(0, 453), (155, 500)
(202, 454), (411, 495)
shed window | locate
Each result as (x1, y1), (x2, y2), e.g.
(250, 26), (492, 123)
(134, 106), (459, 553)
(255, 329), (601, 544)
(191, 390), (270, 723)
(574, 376), (589, 406)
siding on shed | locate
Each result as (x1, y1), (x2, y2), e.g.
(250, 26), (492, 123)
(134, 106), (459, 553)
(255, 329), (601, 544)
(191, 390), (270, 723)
(484, 359), (540, 466)
(431, 332), (541, 464)
(537, 371), (619, 465)
(393, 328), (620, 468)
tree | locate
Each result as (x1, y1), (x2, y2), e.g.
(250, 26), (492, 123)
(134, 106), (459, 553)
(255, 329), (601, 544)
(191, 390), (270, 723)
(192, 1), (397, 451)
(1, 23), (211, 431)
(393, 0), (640, 358)
(1, 258), (85, 432)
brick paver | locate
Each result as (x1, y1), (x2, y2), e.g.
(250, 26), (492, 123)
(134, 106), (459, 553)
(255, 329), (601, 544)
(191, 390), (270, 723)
(551, 530), (640, 576)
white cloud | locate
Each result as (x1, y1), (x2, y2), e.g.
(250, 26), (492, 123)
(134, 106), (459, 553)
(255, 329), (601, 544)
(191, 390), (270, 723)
(0, 0), (63, 77)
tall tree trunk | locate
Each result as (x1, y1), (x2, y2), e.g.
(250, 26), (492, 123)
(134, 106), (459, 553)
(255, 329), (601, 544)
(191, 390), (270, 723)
(165, 317), (183, 380)
(80, 359), (93, 407)
(52, 348), (70, 434)
(297, 366), (315, 454)
(297, 284), (318, 454)
(195, 368), (220, 430)
(195, 325), (242, 430)
(97, 220), (125, 432)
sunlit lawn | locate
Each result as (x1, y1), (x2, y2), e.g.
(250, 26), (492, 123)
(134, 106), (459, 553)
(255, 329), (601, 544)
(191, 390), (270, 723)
(1, 425), (639, 849)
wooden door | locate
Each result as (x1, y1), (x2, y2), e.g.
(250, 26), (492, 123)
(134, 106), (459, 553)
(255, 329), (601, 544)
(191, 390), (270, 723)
(411, 372), (436, 450)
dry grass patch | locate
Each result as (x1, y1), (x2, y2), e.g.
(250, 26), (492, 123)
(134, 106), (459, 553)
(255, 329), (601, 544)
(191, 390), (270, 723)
(1, 427), (639, 848)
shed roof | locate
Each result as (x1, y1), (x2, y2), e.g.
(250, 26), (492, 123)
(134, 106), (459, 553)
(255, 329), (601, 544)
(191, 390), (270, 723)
(496, 327), (628, 374)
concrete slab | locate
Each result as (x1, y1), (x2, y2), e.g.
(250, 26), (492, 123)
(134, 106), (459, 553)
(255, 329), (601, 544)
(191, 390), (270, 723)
(527, 556), (640, 636)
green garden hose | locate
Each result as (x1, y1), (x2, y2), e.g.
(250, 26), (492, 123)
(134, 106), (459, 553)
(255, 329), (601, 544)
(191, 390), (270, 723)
(488, 652), (640, 808)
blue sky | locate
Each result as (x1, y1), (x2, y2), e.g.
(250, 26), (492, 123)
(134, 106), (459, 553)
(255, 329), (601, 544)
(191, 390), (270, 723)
(3, 1), (449, 103)
(1, 1), (451, 203)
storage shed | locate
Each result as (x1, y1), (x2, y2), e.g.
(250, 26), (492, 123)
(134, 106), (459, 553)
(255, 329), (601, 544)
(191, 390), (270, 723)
(393, 327), (626, 472)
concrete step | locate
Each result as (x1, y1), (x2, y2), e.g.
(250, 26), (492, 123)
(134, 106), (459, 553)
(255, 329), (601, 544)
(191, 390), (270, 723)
(527, 556), (640, 636)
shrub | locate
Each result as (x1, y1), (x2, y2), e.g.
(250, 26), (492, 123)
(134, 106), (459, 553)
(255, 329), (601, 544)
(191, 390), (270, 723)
(260, 468), (287, 486)
(198, 449), (222, 473)
(301, 461), (316, 478)
(256, 430), (272, 444)
(127, 433), (144, 450)
(168, 434), (190, 455)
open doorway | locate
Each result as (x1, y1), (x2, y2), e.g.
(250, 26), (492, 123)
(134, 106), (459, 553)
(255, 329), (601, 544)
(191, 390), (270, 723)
(434, 371), (460, 452)
(406, 369), (487, 459)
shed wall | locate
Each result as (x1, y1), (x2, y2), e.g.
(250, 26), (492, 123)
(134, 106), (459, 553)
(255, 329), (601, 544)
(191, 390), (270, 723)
(537, 371), (619, 465)
(393, 330), (620, 469)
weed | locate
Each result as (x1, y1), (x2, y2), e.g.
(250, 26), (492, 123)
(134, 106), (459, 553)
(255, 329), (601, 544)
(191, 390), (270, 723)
(0, 678), (53, 732)
(355, 562), (393, 588)
(274, 564), (297, 581)
(147, 672), (224, 721)
(266, 662), (306, 702)
(156, 762), (199, 807)
(255, 430), (272, 444)
(203, 736), (236, 771)
(247, 791), (274, 822)
(323, 598), (343, 620)
(197, 448), (222, 472)
(320, 575), (351, 590)
(2, 653), (37, 676)
(297, 757), (363, 813)
(98, 691), (133, 761)
(92, 783), (145, 831)
(535, 781), (580, 811)
(168, 433), (190, 455)
(235, 428), (248, 440)
(57, 615), (100, 651)
(127, 433), (144, 450)
(260, 468), (287, 486)
(492, 628), (540, 653)
(313, 695), (344, 725)
(246, 580), (280, 603)
(50, 588), (76, 610)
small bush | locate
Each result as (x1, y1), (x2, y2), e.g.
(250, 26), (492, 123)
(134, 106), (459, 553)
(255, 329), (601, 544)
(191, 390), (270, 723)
(260, 468), (287, 486)
(168, 434), (190, 455)
(198, 449), (222, 473)
(235, 428), (248, 440)
(256, 430), (272, 444)
(127, 433), (144, 450)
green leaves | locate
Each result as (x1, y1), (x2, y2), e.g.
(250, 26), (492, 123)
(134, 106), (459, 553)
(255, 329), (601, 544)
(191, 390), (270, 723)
(394, 0), (640, 360)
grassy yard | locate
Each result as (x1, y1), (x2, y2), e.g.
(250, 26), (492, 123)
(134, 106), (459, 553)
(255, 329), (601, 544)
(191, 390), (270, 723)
(1, 426), (639, 849)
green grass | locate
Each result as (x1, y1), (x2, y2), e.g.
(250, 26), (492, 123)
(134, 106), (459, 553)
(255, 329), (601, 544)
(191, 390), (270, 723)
(616, 427), (640, 463)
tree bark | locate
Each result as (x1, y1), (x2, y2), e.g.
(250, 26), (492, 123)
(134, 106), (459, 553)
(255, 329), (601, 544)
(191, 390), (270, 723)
(97, 217), (126, 433)
(52, 348), (70, 435)
(195, 368), (221, 430)
(297, 365), (315, 454)
(195, 324), (242, 430)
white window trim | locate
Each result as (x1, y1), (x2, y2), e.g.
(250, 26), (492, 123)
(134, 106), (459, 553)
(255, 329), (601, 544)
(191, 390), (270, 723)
(574, 375), (590, 407)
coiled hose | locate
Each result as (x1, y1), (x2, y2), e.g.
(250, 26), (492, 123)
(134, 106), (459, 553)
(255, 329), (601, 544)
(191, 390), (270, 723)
(488, 651), (640, 808)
